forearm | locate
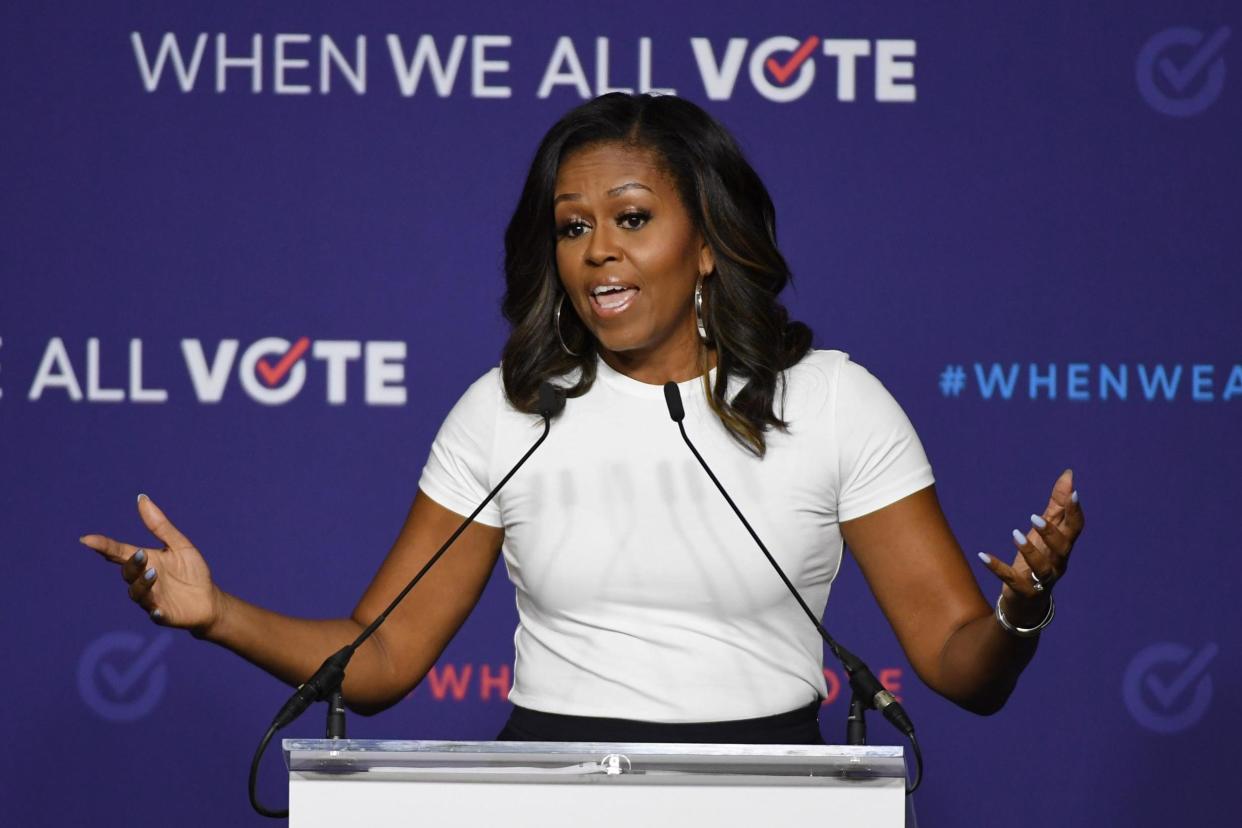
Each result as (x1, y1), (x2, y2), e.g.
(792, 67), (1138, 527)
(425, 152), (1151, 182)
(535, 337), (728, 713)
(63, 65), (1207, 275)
(935, 594), (1048, 714)
(194, 589), (405, 714)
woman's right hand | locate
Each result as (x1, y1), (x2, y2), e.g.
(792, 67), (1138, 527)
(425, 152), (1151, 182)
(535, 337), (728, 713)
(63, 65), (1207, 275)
(80, 494), (222, 634)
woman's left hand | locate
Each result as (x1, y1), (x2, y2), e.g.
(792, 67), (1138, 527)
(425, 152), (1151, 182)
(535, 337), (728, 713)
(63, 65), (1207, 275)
(978, 469), (1085, 625)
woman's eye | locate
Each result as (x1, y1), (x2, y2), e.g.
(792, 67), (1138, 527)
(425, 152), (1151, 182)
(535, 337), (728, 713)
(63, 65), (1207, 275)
(557, 220), (588, 239)
(619, 210), (650, 229)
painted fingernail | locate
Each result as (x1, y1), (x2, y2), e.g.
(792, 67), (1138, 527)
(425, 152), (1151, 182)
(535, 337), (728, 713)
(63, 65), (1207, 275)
(143, 568), (156, 582)
(1012, 529), (1027, 546)
(134, 549), (146, 564)
(137, 493), (148, 504)
(977, 552), (993, 564)
(151, 609), (163, 621)
(1030, 514), (1047, 529)
(1070, 489), (1079, 504)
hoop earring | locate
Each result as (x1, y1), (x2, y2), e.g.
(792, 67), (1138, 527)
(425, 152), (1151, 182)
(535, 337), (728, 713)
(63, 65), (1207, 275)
(694, 275), (710, 343)
(555, 294), (581, 357)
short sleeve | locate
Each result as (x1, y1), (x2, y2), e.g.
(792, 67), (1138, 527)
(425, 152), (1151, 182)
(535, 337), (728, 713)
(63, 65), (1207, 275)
(418, 368), (505, 527)
(833, 357), (935, 522)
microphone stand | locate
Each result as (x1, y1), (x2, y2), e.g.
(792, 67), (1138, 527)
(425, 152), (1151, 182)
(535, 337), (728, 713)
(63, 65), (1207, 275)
(661, 382), (922, 794)
(247, 383), (564, 818)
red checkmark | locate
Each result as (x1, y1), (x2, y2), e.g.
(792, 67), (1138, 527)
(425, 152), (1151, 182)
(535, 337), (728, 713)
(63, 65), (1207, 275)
(766, 36), (821, 84)
(256, 337), (310, 386)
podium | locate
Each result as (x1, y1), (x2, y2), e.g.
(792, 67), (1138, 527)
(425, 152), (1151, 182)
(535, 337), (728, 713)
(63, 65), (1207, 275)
(284, 739), (911, 826)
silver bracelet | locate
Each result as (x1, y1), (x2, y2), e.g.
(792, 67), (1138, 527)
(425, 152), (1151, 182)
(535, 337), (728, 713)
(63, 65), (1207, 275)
(995, 592), (1055, 637)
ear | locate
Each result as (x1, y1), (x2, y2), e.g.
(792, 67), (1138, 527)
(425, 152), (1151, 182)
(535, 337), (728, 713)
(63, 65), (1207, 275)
(697, 241), (715, 279)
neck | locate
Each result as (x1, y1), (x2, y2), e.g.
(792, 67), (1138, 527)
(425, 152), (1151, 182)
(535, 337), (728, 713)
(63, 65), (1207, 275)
(600, 342), (717, 386)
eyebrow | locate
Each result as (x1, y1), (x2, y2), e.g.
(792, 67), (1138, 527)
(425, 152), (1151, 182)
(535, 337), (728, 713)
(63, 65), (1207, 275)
(553, 181), (652, 205)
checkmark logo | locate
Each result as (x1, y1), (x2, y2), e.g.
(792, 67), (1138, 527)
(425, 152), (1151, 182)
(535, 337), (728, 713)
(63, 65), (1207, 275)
(256, 336), (310, 386)
(766, 36), (820, 84)
(77, 631), (174, 722)
(1136, 26), (1230, 117)
(1122, 641), (1218, 734)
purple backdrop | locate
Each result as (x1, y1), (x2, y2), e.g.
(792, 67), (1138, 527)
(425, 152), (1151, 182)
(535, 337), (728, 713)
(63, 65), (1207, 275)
(2, 1), (1238, 824)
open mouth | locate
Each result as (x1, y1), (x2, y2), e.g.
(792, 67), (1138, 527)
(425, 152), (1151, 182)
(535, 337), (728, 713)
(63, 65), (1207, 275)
(589, 284), (639, 314)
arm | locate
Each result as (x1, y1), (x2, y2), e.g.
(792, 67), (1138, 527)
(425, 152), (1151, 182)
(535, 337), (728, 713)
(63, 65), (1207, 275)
(84, 490), (504, 716)
(203, 490), (504, 714)
(841, 481), (1080, 714)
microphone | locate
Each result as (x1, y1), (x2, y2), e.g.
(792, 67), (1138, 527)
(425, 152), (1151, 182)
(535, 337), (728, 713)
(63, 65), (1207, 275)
(661, 381), (920, 786)
(250, 381), (565, 817)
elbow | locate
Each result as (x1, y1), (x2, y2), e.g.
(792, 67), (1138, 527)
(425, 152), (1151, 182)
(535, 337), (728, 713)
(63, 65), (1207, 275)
(943, 678), (1019, 717)
(954, 693), (1009, 717)
(343, 685), (407, 717)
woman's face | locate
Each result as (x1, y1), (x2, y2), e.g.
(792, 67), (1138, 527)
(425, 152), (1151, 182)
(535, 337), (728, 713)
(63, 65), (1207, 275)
(553, 142), (714, 379)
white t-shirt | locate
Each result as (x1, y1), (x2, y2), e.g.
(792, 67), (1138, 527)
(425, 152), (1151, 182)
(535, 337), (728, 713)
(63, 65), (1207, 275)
(418, 349), (934, 723)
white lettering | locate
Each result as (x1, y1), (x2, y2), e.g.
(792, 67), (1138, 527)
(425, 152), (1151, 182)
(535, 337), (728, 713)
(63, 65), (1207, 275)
(181, 339), (239, 403)
(538, 37), (592, 99)
(312, 340), (361, 405)
(28, 338), (82, 401)
(875, 39), (916, 102)
(216, 33), (263, 93)
(821, 39), (870, 102)
(472, 35), (511, 98)
(637, 37), (675, 95)
(595, 37), (632, 95)
(690, 37), (748, 100)
(87, 338), (124, 402)
(365, 341), (406, 405)
(131, 32), (208, 92)
(274, 33), (312, 95)
(387, 34), (467, 97)
(320, 35), (366, 94)
(129, 339), (168, 403)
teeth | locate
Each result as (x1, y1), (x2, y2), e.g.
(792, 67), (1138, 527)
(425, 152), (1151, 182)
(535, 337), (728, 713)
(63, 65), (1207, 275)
(592, 285), (631, 296)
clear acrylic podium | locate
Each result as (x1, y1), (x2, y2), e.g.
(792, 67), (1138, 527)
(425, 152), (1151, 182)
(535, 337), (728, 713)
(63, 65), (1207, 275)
(283, 739), (910, 826)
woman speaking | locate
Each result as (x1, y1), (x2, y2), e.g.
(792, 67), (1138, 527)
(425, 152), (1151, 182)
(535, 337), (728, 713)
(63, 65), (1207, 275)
(80, 92), (1084, 744)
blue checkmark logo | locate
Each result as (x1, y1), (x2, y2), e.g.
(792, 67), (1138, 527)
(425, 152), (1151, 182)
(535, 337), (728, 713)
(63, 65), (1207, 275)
(1122, 641), (1217, 733)
(1136, 26), (1231, 117)
(77, 630), (174, 722)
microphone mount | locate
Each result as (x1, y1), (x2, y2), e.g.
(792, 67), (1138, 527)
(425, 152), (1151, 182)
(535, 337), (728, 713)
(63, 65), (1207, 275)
(248, 382), (565, 818)
(662, 381), (921, 794)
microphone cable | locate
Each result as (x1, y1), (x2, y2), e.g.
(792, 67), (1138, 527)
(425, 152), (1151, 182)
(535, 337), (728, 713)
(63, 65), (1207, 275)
(662, 381), (923, 795)
(248, 382), (565, 817)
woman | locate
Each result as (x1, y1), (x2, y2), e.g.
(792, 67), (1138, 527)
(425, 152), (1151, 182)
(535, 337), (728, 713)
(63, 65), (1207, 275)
(80, 93), (1083, 745)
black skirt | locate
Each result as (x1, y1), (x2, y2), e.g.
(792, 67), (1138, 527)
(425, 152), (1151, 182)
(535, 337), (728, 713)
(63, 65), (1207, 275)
(496, 701), (825, 745)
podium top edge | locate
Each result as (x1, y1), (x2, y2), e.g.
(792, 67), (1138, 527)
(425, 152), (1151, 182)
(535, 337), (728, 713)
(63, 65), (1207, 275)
(283, 738), (904, 759)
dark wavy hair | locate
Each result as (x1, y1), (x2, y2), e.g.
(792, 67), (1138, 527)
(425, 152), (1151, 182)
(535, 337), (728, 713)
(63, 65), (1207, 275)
(501, 93), (812, 456)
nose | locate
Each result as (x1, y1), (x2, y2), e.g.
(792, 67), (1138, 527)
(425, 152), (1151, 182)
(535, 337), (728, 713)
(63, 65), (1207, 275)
(584, 223), (621, 267)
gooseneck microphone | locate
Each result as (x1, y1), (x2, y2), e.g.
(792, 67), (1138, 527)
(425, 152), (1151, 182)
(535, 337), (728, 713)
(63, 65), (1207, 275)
(248, 382), (566, 818)
(662, 382), (923, 794)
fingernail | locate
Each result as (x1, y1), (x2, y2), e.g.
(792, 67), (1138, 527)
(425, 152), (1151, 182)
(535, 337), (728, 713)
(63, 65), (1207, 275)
(137, 493), (148, 504)
(143, 568), (156, 582)
(1070, 489), (1079, 504)
(977, 552), (993, 564)
(134, 549), (146, 565)
(1011, 529), (1027, 546)
(1030, 514), (1047, 529)
(151, 609), (163, 621)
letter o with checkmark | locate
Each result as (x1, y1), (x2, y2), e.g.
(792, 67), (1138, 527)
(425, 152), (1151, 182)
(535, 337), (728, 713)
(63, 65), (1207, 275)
(239, 336), (310, 405)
